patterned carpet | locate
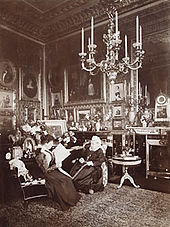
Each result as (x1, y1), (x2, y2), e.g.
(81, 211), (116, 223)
(0, 183), (170, 227)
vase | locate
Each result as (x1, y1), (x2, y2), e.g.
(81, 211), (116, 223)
(95, 121), (101, 131)
(129, 107), (136, 125)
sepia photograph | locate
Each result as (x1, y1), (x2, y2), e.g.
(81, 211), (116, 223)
(0, 1), (169, 227)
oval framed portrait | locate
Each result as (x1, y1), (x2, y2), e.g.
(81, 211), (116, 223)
(0, 60), (16, 87)
(23, 74), (38, 99)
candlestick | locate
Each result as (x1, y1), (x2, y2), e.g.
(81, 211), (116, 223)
(128, 83), (131, 96)
(115, 11), (118, 39)
(125, 35), (128, 58)
(91, 17), (94, 45)
(140, 25), (142, 49)
(88, 37), (91, 59)
(124, 80), (127, 100)
(81, 27), (84, 54)
(147, 92), (150, 105)
(88, 37), (91, 47)
(138, 82), (141, 97)
(136, 16), (139, 43)
(145, 85), (147, 97)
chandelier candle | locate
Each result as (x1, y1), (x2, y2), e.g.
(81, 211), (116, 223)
(125, 35), (128, 58)
(88, 37), (91, 60)
(136, 16), (139, 44)
(115, 11), (118, 39)
(91, 16), (94, 45)
(140, 26), (142, 49)
(81, 27), (84, 54)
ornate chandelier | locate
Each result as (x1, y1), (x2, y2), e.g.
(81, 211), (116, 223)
(79, 6), (145, 83)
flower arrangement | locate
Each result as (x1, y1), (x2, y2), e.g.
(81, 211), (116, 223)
(59, 131), (77, 148)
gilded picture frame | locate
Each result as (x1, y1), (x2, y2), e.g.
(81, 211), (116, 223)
(21, 72), (39, 101)
(0, 60), (16, 88)
(110, 82), (124, 102)
(64, 65), (106, 105)
(112, 118), (123, 130)
(77, 109), (91, 122)
(42, 120), (67, 137)
(0, 89), (15, 113)
(112, 105), (123, 118)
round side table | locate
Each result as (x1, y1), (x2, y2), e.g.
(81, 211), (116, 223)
(110, 155), (142, 189)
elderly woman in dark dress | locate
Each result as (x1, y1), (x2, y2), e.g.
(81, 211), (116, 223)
(35, 135), (81, 211)
(70, 136), (106, 194)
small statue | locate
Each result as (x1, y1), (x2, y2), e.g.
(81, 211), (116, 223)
(140, 115), (147, 127)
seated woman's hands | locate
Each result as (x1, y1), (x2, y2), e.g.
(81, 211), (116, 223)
(78, 158), (93, 166)
(86, 161), (93, 166)
(47, 164), (57, 172)
(56, 161), (62, 168)
(79, 157), (85, 164)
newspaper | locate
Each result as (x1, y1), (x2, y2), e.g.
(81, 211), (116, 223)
(53, 143), (71, 163)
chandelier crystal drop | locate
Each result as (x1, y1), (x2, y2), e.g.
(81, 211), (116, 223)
(79, 6), (145, 83)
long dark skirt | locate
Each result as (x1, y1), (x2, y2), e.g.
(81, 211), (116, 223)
(44, 169), (81, 210)
(70, 162), (104, 193)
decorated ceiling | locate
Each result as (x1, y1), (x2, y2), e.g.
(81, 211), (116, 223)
(0, 0), (157, 43)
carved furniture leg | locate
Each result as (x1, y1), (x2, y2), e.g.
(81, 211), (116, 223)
(117, 166), (140, 189)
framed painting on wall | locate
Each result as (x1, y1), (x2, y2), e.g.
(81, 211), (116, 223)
(112, 119), (124, 130)
(66, 108), (76, 123)
(110, 82), (124, 102)
(0, 60), (16, 88)
(113, 105), (123, 118)
(51, 91), (63, 107)
(22, 73), (39, 100)
(48, 65), (63, 93)
(77, 109), (91, 122)
(0, 89), (15, 113)
(42, 120), (67, 137)
(64, 64), (106, 104)
(25, 107), (37, 123)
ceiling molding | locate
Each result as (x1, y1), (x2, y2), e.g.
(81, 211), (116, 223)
(0, 0), (168, 43)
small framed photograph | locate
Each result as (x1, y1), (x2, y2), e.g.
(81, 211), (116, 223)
(113, 105), (122, 117)
(110, 82), (124, 102)
(11, 146), (23, 159)
(67, 109), (76, 122)
(112, 119), (123, 130)
(77, 109), (91, 122)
